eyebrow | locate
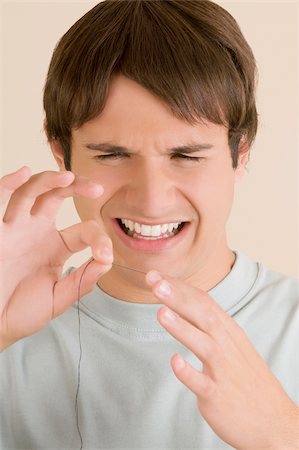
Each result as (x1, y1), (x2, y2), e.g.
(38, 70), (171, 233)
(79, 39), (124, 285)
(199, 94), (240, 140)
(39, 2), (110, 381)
(85, 142), (214, 153)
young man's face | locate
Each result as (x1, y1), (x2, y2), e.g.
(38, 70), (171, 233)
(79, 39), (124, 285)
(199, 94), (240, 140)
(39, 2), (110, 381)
(52, 74), (247, 294)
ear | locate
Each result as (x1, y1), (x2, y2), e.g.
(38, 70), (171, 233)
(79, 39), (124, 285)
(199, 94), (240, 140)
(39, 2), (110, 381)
(49, 139), (66, 171)
(44, 119), (66, 171)
(234, 137), (250, 183)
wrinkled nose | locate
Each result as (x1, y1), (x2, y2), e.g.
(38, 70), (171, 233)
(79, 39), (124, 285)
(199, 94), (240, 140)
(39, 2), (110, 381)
(124, 159), (176, 219)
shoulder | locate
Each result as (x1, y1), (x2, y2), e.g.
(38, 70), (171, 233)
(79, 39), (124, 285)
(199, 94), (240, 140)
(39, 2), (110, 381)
(255, 261), (299, 305)
(230, 252), (298, 327)
(242, 259), (299, 336)
(0, 298), (77, 368)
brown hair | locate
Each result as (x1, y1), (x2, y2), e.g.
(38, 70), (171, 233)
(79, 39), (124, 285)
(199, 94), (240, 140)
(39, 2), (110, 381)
(43, 0), (258, 170)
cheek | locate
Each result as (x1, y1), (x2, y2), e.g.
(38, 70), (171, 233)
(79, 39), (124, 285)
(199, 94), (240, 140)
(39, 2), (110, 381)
(71, 158), (125, 220)
(73, 176), (122, 234)
(212, 178), (235, 223)
(79, 163), (127, 193)
(187, 167), (235, 219)
(73, 195), (114, 236)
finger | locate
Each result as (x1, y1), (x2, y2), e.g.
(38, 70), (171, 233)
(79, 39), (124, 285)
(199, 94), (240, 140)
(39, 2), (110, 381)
(149, 275), (231, 347)
(0, 166), (31, 207)
(158, 306), (223, 369)
(171, 353), (216, 400)
(146, 271), (250, 353)
(146, 271), (225, 326)
(30, 176), (104, 221)
(58, 219), (113, 262)
(52, 257), (112, 317)
(2, 170), (75, 222)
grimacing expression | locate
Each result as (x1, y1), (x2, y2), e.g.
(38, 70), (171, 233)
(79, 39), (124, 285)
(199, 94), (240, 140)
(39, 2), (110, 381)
(51, 75), (248, 281)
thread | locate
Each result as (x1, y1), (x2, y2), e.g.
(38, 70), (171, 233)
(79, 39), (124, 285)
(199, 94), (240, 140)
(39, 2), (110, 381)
(74, 258), (147, 449)
(75, 257), (94, 450)
(112, 262), (147, 275)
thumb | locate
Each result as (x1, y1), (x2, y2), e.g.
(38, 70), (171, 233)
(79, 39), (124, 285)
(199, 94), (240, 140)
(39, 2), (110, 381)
(52, 258), (111, 318)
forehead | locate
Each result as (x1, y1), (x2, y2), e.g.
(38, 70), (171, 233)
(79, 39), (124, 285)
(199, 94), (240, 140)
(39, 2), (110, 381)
(73, 74), (228, 148)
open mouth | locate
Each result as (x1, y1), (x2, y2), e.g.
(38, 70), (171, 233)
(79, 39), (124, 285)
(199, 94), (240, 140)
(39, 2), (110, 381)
(116, 218), (186, 240)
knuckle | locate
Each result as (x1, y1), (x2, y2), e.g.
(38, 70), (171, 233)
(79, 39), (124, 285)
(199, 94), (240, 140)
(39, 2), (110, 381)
(98, 234), (113, 248)
(83, 221), (112, 248)
(201, 338), (216, 360)
(27, 171), (49, 183)
(85, 218), (98, 226)
(84, 219), (101, 234)
(203, 381), (216, 398)
(12, 171), (48, 196)
(31, 171), (66, 187)
(40, 171), (64, 187)
(196, 379), (216, 401)
(203, 310), (219, 332)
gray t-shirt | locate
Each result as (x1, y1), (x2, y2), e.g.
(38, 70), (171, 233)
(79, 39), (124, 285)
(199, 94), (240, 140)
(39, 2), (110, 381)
(1, 251), (298, 449)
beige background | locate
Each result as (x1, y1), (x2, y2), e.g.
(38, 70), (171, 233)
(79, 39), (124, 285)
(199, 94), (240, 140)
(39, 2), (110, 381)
(1, 1), (298, 277)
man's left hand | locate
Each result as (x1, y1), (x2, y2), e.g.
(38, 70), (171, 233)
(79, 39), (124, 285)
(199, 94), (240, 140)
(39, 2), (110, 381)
(145, 271), (299, 450)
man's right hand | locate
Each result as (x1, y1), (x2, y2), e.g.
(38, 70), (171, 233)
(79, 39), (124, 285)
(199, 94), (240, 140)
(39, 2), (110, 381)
(0, 167), (113, 351)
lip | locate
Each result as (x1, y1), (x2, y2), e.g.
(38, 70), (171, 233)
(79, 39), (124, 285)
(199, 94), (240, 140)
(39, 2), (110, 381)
(111, 218), (190, 253)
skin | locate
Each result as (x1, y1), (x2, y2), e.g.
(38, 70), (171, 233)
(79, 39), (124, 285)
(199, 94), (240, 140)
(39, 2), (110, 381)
(1, 74), (298, 447)
(0, 168), (113, 349)
(146, 271), (299, 449)
(50, 74), (299, 447)
(51, 74), (248, 304)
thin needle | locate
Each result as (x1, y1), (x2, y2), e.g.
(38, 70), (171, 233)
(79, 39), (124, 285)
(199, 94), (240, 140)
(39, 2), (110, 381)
(112, 262), (147, 275)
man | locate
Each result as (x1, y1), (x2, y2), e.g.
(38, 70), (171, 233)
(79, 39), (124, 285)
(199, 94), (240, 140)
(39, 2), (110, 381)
(0, 1), (298, 449)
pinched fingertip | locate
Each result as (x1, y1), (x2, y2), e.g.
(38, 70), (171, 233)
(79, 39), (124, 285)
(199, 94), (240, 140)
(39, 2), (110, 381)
(57, 171), (75, 184)
(88, 183), (104, 197)
(99, 246), (114, 262)
(145, 270), (163, 286)
(19, 166), (31, 175)
(93, 238), (114, 264)
(65, 175), (105, 197)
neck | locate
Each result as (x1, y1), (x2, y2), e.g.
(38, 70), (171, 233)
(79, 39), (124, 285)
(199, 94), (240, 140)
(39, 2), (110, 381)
(97, 242), (236, 305)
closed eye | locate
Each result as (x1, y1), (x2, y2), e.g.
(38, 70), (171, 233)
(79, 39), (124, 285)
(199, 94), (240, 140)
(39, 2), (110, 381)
(93, 153), (204, 162)
(93, 152), (129, 160)
(171, 153), (203, 162)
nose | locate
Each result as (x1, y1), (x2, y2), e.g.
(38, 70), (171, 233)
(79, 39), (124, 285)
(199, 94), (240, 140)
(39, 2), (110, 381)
(124, 158), (176, 219)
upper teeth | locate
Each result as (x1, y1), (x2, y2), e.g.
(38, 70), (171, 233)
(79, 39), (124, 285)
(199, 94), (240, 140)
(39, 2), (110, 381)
(120, 219), (182, 237)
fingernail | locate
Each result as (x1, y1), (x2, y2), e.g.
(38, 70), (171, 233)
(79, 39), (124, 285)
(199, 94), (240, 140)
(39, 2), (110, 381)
(174, 354), (186, 370)
(87, 181), (104, 193)
(157, 280), (172, 297)
(101, 246), (113, 262)
(58, 171), (74, 181)
(146, 270), (162, 285)
(163, 308), (178, 321)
